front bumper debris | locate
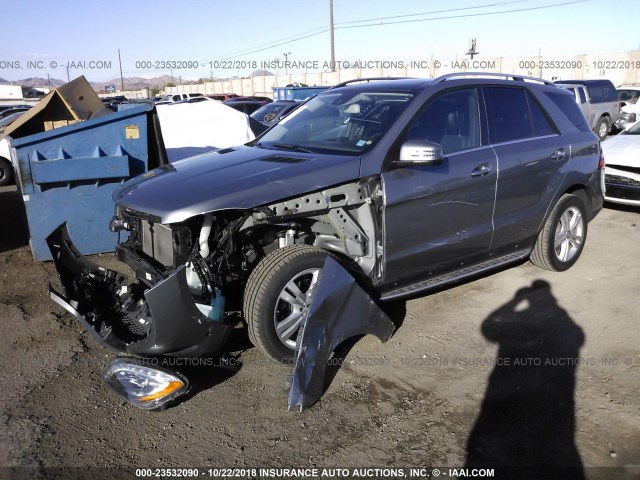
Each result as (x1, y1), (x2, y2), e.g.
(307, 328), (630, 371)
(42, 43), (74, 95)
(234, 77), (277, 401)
(47, 223), (231, 357)
(288, 256), (395, 410)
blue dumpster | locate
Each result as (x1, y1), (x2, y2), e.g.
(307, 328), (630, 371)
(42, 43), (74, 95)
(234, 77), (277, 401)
(11, 103), (164, 261)
(272, 86), (329, 101)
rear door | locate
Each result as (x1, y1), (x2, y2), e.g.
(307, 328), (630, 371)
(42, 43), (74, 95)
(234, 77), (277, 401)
(381, 87), (497, 287)
(484, 86), (569, 255)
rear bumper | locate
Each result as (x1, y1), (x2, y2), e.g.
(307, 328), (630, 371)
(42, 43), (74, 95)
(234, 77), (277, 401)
(584, 169), (605, 221)
(47, 223), (231, 357)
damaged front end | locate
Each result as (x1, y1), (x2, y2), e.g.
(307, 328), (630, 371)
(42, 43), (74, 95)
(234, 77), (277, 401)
(47, 174), (394, 410)
(47, 223), (232, 358)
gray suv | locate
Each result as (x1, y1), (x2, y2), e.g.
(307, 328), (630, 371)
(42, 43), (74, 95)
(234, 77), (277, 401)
(49, 73), (604, 366)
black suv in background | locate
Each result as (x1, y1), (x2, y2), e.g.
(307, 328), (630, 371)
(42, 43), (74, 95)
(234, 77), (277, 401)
(49, 73), (604, 367)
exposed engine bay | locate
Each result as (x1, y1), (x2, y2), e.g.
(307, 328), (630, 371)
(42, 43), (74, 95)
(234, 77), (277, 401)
(48, 178), (385, 359)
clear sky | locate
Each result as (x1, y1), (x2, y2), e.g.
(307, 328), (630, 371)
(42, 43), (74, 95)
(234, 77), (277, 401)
(0, 0), (637, 83)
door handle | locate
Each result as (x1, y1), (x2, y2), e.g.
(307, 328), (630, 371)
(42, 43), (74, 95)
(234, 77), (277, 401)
(470, 163), (492, 177)
(551, 149), (566, 161)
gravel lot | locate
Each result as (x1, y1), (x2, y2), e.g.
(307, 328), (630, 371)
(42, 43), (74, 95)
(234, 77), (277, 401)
(0, 184), (638, 479)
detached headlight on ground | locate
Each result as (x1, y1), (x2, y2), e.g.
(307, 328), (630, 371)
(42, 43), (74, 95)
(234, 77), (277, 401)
(103, 358), (189, 410)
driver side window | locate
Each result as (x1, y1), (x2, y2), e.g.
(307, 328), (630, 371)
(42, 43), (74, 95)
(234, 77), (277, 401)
(405, 89), (481, 155)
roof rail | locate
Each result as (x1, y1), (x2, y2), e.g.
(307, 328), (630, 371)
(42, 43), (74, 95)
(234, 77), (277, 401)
(330, 77), (410, 89)
(433, 72), (555, 86)
(618, 83), (640, 88)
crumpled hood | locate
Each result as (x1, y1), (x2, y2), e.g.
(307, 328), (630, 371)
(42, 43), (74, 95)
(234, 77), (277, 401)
(114, 146), (361, 224)
(601, 135), (640, 168)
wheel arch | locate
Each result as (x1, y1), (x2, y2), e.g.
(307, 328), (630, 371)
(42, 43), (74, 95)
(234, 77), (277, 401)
(564, 184), (589, 207)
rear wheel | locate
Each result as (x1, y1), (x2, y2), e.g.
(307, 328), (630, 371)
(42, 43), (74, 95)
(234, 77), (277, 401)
(243, 245), (332, 362)
(530, 194), (587, 271)
(0, 157), (13, 187)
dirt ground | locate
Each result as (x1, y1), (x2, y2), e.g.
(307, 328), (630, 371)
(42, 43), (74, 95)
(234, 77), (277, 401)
(0, 185), (638, 479)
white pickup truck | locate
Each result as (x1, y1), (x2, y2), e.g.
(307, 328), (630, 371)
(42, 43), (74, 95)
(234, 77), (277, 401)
(555, 79), (621, 140)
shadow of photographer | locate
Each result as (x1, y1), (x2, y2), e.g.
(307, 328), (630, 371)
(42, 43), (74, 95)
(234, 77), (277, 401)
(465, 279), (585, 479)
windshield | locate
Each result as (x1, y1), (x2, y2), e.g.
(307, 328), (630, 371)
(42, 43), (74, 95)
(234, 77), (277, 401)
(0, 112), (24, 131)
(256, 90), (414, 154)
(251, 102), (296, 125)
(618, 89), (640, 104)
(623, 120), (640, 135)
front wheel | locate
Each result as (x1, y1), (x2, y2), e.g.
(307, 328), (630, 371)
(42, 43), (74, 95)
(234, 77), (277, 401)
(243, 245), (332, 362)
(530, 194), (587, 272)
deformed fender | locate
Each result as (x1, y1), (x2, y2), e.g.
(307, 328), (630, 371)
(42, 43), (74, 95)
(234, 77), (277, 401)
(288, 256), (395, 410)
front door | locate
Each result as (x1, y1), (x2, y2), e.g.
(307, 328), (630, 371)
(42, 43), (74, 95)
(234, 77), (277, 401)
(381, 87), (497, 288)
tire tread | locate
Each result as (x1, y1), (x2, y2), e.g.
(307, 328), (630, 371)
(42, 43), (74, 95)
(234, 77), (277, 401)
(530, 193), (587, 271)
(243, 245), (332, 360)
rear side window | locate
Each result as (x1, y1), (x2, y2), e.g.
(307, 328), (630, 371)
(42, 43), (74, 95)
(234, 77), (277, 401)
(544, 91), (591, 133)
(527, 92), (556, 136)
(585, 81), (617, 103)
(484, 87), (555, 143)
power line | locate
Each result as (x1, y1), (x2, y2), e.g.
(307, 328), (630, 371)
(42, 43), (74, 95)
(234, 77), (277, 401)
(207, 0), (527, 61)
(208, 26), (328, 61)
(206, 0), (583, 62)
(335, 0), (588, 31)
(332, 0), (533, 26)
(213, 29), (331, 61)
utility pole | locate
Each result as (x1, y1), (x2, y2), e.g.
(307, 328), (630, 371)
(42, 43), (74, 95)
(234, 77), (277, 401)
(283, 52), (291, 75)
(466, 38), (479, 60)
(118, 49), (125, 91)
(329, 0), (336, 72)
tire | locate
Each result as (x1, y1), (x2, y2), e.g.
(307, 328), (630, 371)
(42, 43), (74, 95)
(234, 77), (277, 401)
(0, 157), (13, 187)
(243, 245), (333, 362)
(530, 194), (587, 272)
(595, 116), (610, 141)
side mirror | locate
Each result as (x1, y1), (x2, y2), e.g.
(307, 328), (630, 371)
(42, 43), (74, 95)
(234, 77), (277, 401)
(397, 140), (444, 166)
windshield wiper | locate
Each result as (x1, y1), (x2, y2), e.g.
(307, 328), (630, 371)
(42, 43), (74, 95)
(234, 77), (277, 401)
(273, 143), (314, 153)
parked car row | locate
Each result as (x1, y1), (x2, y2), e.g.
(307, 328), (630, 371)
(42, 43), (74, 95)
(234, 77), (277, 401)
(154, 93), (273, 106)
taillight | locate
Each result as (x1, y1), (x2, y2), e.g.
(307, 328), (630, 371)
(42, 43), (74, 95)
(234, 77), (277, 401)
(598, 147), (605, 169)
